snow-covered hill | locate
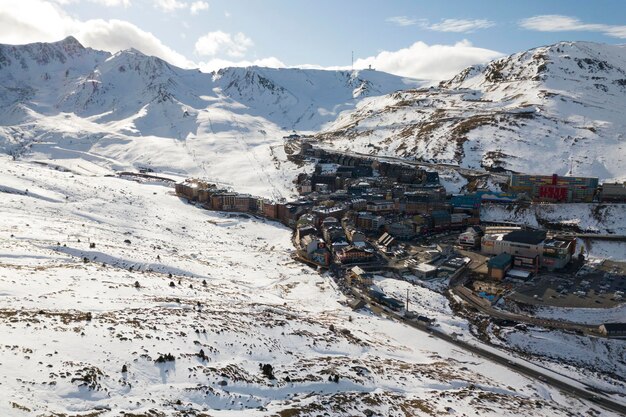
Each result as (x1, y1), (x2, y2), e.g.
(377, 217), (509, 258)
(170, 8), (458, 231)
(316, 41), (626, 182)
(3, 38), (626, 189)
(481, 203), (626, 236)
(0, 37), (419, 197)
(0, 155), (616, 417)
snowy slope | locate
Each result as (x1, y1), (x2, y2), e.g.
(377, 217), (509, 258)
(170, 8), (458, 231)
(317, 41), (626, 182)
(0, 37), (419, 197)
(481, 203), (626, 235)
(374, 274), (626, 396)
(0, 155), (610, 416)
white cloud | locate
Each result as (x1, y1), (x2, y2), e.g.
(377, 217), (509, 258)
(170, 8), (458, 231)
(386, 16), (417, 27)
(427, 19), (495, 33)
(0, 1), (69, 44)
(351, 40), (503, 80)
(77, 19), (193, 67)
(194, 31), (253, 57)
(92, 0), (130, 6)
(154, 0), (186, 12)
(386, 17), (495, 33)
(153, 0), (209, 15)
(0, 0), (193, 68)
(0, 0), (502, 81)
(520, 15), (626, 39)
(198, 56), (285, 73)
(189, 1), (209, 15)
(0, 0), (278, 72)
(52, 0), (130, 6)
(200, 40), (503, 81)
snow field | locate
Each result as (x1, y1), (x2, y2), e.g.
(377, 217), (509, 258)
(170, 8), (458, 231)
(0, 157), (610, 416)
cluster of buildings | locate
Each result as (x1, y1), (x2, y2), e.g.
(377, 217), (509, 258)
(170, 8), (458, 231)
(458, 223), (577, 280)
(176, 141), (623, 272)
(175, 179), (308, 227)
(600, 182), (626, 202)
(452, 175), (626, 206)
(286, 147), (487, 266)
(477, 229), (577, 279)
(176, 146), (480, 268)
(509, 173), (598, 203)
(508, 173), (626, 203)
(451, 190), (524, 211)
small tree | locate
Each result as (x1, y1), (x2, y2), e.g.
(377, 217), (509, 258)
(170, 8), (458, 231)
(261, 364), (275, 380)
(155, 353), (175, 363)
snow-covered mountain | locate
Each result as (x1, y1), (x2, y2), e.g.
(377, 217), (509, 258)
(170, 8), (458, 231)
(3, 37), (626, 187)
(0, 36), (419, 197)
(2, 38), (625, 416)
(316, 41), (626, 182)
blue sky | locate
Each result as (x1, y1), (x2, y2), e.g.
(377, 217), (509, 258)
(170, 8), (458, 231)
(1, 0), (625, 79)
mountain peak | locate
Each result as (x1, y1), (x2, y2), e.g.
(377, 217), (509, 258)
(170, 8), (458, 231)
(55, 35), (86, 56)
(121, 47), (146, 56)
(318, 40), (626, 182)
(0, 35), (96, 71)
(58, 35), (83, 47)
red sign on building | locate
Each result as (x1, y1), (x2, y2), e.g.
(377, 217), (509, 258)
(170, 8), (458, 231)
(538, 185), (568, 201)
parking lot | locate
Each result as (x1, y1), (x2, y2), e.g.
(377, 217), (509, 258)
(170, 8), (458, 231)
(507, 259), (626, 308)
(382, 230), (626, 310)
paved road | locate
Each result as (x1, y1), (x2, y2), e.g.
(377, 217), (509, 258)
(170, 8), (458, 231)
(577, 234), (626, 241)
(451, 285), (600, 334)
(447, 249), (602, 334)
(351, 288), (626, 416)
(479, 223), (626, 241)
(315, 144), (495, 177)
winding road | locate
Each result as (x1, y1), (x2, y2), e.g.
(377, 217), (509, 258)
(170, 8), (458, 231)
(350, 287), (626, 415)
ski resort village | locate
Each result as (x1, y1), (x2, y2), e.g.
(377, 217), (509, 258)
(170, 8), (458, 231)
(175, 137), (626, 337)
(1, 13), (626, 417)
